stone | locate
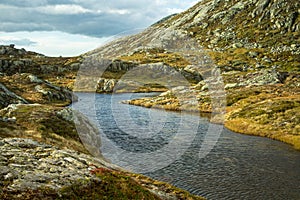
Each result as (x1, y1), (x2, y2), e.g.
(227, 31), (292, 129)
(262, 57), (272, 63)
(0, 137), (114, 194)
(97, 78), (117, 93)
(248, 51), (259, 58)
(225, 83), (239, 89)
(28, 74), (43, 83)
(56, 108), (74, 122)
(0, 83), (28, 109)
(232, 42), (243, 48)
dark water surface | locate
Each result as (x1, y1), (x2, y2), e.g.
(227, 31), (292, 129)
(72, 93), (300, 200)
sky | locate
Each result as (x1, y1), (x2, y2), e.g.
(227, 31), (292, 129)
(0, 0), (198, 56)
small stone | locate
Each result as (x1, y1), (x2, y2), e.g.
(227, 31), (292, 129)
(225, 83), (238, 89)
(248, 51), (259, 58)
(0, 166), (10, 175)
(291, 44), (298, 50)
(28, 74), (43, 83)
(4, 172), (16, 181)
(232, 42), (243, 48)
(262, 57), (272, 63)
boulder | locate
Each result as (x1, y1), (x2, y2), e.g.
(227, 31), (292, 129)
(0, 83), (28, 109)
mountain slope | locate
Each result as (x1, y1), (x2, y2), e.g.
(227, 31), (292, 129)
(83, 0), (300, 150)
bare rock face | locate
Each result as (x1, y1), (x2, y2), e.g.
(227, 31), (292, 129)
(0, 137), (112, 196)
(0, 73), (76, 108)
(0, 83), (28, 109)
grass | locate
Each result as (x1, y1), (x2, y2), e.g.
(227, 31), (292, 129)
(0, 74), (72, 107)
(0, 104), (88, 154)
(118, 48), (190, 69)
(125, 80), (300, 150)
(1, 168), (205, 199)
(59, 169), (160, 200)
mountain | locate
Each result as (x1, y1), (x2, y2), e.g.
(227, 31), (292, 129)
(82, 0), (300, 150)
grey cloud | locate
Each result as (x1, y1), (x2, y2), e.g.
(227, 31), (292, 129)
(0, 0), (197, 37)
(0, 0), (48, 7)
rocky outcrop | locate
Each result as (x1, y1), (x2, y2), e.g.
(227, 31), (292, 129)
(224, 69), (288, 89)
(0, 44), (32, 56)
(0, 83), (28, 109)
(0, 45), (81, 79)
(0, 137), (112, 195)
(94, 62), (203, 93)
(96, 78), (117, 93)
(176, 0), (300, 48)
(106, 60), (136, 72)
(0, 73), (76, 107)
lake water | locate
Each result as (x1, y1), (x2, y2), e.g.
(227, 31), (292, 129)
(72, 92), (300, 200)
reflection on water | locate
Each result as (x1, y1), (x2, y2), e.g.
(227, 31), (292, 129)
(72, 93), (300, 200)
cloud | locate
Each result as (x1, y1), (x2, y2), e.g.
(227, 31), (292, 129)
(36, 4), (95, 15)
(0, 31), (109, 56)
(0, 1), (199, 55)
(106, 9), (131, 15)
(0, 38), (37, 46)
(0, 0), (198, 37)
(0, 0), (48, 7)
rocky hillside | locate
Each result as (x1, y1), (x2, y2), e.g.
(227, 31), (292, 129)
(164, 0), (300, 72)
(83, 0), (300, 150)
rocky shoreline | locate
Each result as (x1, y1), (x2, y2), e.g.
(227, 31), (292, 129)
(124, 74), (300, 150)
(0, 45), (204, 199)
(0, 136), (204, 199)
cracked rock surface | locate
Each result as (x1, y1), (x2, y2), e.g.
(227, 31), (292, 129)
(0, 137), (114, 195)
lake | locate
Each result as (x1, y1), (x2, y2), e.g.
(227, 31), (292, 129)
(72, 92), (300, 200)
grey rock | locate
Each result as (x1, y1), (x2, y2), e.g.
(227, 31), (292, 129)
(56, 108), (74, 122)
(232, 42), (243, 48)
(97, 78), (117, 93)
(225, 83), (239, 90)
(0, 83), (28, 109)
(0, 137), (116, 193)
(248, 51), (259, 58)
(28, 74), (43, 83)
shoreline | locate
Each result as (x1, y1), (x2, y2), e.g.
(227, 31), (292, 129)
(0, 102), (205, 200)
(124, 98), (300, 151)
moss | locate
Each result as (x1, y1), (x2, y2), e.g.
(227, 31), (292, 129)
(59, 171), (160, 200)
(1, 169), (205, 199)
(118, 48), (190, 68)
(226, 97), (300, 149)
(3, 104), (88, 154)
(39, 115), (79, 142)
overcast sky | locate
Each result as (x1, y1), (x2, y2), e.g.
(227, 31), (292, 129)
(0, 0), (198, 56)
